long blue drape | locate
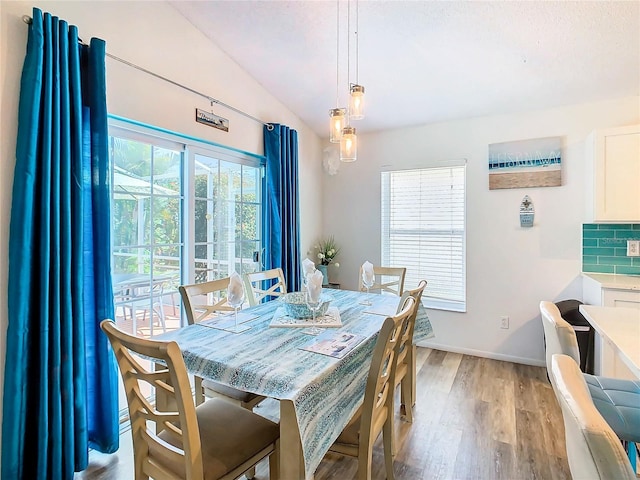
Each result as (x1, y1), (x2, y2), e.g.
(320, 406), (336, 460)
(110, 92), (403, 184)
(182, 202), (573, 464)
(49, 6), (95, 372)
(2, 8), (119, 479)
(263, 124), (301, 291)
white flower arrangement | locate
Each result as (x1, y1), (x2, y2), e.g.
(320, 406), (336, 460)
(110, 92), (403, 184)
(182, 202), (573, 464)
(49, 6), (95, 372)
(315, 236), (340, 266)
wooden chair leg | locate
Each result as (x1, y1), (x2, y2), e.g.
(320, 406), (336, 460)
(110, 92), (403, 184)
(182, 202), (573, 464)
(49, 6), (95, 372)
(410, 345), (417, 407)
(383, 418), (395, 480)
(194, 376), (204, 406)
(358, 443), (375, 480)
(401, 376), (413, 423)
(133, 436), (150, 480)
(269, 440), (280, 480)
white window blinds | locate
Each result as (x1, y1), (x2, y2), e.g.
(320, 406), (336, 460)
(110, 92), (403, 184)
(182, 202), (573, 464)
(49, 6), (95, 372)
(381, 165), (466, 312)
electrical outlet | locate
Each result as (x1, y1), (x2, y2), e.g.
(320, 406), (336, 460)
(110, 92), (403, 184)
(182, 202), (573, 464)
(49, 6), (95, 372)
(500, 316), (509, 329)
(627, 240), (640, 257)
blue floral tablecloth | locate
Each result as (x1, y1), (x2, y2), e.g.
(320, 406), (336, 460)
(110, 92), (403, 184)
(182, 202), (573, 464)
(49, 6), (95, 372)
(157, 289), (433, 477)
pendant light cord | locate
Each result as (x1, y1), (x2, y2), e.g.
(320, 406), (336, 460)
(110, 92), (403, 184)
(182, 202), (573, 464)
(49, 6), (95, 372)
(336, 0), (340, 107)
(347, 0), (351, 93)
(355, 0), (359, 84)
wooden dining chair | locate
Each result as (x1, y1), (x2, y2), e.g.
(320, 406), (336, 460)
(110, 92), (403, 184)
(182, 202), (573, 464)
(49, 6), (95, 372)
(100, 320), (280, 480)
(243, 268), (287, 306)
(394, 280), (427, 423)
(550, 354), (636, 480)
(328, 295), (416, 480)
(358, 266), (406, 296)
(178, 278), (266, 410)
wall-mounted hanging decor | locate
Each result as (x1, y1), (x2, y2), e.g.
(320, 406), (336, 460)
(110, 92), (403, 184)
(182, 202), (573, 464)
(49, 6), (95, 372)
(323, 147), (340, 175)
(519, 195), (535, 227)
(195, 108), (229, 132)
(489, 136), (562, 190)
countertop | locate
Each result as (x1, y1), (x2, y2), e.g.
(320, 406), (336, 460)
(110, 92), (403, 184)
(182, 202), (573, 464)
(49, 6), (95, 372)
(579, 305), (640, 379)
(582, 273), (640, 291)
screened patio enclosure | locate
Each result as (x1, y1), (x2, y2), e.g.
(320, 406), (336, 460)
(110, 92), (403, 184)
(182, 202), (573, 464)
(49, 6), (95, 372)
(110, 132), (263, 339)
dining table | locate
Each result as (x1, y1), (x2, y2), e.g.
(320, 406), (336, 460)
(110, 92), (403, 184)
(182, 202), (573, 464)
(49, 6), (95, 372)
(155, 288), (433, 479)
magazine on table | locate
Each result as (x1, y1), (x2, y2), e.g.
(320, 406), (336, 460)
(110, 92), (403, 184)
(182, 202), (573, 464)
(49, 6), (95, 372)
(300, 331), (366, 359)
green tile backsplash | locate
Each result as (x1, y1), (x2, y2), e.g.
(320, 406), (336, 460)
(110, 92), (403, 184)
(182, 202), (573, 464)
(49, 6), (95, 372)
(582, 224), (640, 275)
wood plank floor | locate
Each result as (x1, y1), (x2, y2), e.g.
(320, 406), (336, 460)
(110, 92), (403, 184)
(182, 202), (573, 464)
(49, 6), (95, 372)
(75, 348), (570, 480)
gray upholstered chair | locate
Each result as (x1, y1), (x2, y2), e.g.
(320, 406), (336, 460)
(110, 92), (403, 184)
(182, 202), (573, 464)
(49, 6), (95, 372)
(101, 320), (279, 480)
(550, 354), (635, 480)
(540, 301), (640, 468)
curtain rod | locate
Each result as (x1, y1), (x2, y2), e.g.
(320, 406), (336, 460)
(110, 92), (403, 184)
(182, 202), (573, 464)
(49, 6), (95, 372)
(22, 15), (274, 130)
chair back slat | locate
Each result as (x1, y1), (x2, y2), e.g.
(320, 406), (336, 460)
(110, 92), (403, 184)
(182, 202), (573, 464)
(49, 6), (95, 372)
(359, 296), (415, 449)
(359, 266), (407, 296)
(179, 277), (233, 325)
(101, 320), (204, 480)
(243, 268), (287, 306)
(396, 280), (427, 366)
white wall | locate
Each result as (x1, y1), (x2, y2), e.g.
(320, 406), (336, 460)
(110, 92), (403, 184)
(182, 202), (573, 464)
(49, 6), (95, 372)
(324, 97), (640, 366)
(1, 0), (639, 454)
(0, 0), (323, 451)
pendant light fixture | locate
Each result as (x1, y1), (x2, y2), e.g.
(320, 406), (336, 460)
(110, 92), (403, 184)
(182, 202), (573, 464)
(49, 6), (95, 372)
(340, 0), (358, 162)
(349, 84), (364, 120)
(329, 0), (347, 143)
(340, 126), (357, 162)
(329, 108), (346, 143)
(328, 0), (364, 162)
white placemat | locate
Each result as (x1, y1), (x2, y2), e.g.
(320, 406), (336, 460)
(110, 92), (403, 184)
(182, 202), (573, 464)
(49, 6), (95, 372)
(270, 306), (342, 328)
(362, 305), (397, 316)
(198, 311), (258, 331)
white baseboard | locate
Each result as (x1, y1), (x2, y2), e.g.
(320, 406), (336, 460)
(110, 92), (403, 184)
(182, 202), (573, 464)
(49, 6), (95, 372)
(417, 340), (546, 367)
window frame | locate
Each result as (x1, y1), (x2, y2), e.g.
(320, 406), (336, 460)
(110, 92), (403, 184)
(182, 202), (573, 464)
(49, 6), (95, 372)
(108, 118), (265, 325)
(381, 162), (467, 312)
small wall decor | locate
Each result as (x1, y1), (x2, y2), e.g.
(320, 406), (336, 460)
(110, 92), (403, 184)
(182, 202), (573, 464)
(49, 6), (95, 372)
(323, 147), (340, 175)
(195, 108), (229, 132)
(519, 195), (535, 227)
(489, 136), (562, 190)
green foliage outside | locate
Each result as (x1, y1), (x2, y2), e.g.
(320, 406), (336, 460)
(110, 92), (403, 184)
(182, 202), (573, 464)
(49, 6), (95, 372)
(110, 136), (261, 279)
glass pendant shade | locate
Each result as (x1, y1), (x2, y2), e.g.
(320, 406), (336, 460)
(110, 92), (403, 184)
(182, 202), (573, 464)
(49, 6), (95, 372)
(349, 84), (365, 119)
(329, 108), (346, 143)
(340, 126), (357, 162)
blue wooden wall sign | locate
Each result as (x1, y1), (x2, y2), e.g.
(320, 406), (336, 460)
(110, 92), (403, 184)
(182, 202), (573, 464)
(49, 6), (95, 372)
(520, 195), (534, 227)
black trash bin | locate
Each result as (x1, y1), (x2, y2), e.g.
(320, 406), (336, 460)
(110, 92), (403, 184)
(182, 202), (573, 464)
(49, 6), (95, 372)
(555, 299), (594, 374)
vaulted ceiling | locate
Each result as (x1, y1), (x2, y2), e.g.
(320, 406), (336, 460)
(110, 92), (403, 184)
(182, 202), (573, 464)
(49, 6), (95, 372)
(171, 1), (640, 138)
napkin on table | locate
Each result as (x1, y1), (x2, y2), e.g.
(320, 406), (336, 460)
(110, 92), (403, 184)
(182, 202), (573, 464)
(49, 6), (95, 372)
(302, 258), (316, 278)
(362, 261), (375, 285)
(228, 271), (245, 305)
(306, 269), (324, 303)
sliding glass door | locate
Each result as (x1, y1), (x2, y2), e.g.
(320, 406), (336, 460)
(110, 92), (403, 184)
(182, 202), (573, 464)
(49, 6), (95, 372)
(108, 123), (264, 421)
(189, 151), (262, 285)
(109, 125), (264, 340)
(110, 134), (183, 338)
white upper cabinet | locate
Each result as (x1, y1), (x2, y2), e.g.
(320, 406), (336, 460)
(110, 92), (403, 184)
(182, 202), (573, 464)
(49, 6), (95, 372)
(586, 124), (640, 222)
